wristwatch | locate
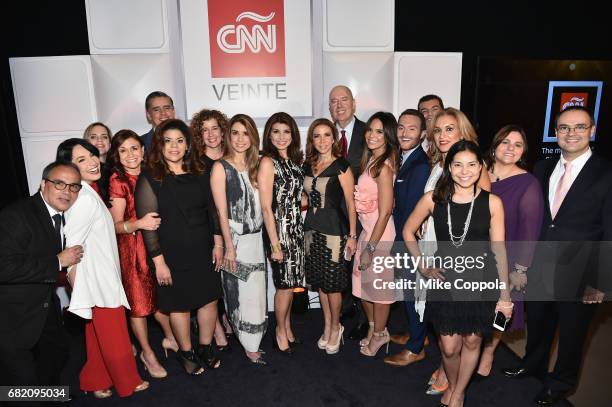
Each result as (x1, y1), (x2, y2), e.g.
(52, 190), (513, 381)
(366, 243), (376, 253)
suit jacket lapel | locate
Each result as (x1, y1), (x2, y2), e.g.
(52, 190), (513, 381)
(33, 193), (59, 249)
(540, 159), (557, 223)
(398, 146), (423, 179)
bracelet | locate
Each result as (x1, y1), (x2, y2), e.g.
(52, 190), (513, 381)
(366, 243), (376, 253)
(513, 264), (528, 274)
(345, 234), (358, 240)
(123, 221), (129, 233)
(271, 242), (282, 253)
(214, 244), (224, 249)
(497, 300), (514, 309)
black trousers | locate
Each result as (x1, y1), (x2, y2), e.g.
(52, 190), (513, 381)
(523, 301), (597, 393)
(0, 295), (69, 386)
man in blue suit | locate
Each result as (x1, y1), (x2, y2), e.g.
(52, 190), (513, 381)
(384, 109), (430, 366)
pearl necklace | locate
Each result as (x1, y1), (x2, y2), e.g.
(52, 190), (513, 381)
(447, 193), (476, 248)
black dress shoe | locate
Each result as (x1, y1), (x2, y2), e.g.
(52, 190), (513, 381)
(347, 321), (369, 340)
(502, 367), (531, 379)
(534, 387), (566, 406)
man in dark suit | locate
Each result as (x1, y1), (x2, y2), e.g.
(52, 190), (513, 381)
(0, 161), (84, 386)
(503, 106), (612, 406)
(383, 109), (430, 367)
(141, 91), (176, 151)
(328, 85), (367, 339)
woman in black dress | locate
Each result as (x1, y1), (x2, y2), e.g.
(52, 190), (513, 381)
(303, 118), (357, 354)
(135, 119), (224, 374)
(258, 112), (305, 353)
(403, 141), (513, 407)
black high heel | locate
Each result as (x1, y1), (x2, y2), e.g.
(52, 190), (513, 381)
(196, 344), (221, 369)
(177, 349), (204, 375)
(288, 337), (302, 348)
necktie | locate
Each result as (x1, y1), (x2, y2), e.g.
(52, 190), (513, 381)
(551, 162), (572, 219)
(52, 213), (63, 252)
(340, 130), (348, 158)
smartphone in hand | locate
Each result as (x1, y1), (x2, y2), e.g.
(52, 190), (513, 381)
(493, 310), (509, 331)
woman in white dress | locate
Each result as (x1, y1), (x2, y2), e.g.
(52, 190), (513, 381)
(57, 139), (148, 399)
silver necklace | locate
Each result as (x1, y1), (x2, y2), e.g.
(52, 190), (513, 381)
(447, 192), (476, 248)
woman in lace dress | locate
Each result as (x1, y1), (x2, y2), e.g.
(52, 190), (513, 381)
(258, 112), (305, 353)
(211, 114), (268, 365)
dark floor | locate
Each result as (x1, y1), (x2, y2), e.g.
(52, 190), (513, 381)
(62, 305), (549, 407)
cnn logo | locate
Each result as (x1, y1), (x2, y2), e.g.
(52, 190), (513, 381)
(208, 0), (286, 78)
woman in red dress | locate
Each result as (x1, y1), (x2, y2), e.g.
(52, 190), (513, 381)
(107, 130), (177, 379)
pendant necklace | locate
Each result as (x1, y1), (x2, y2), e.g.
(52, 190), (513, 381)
(447, 192), (476, 248)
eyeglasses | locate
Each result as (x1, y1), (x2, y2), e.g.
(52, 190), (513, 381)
(44, 179), (82, 192)
(556, 124), (591, 135)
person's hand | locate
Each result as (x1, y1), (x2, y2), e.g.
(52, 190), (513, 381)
(156, 262), (173, 286)
(419, 267), (446, 280)
(509, 271), (527, 292)
(137, 212), (161, 231)
(496, 300), (514, 319)
(58, 245), (83, 268)
(271, 246), (284, 263)
(212, 246), (224, 271)
(345, 238), (357, 259)
(583, 285), (604, 304)
(359, 249), (372, 272)
(223, 246), (237, 273)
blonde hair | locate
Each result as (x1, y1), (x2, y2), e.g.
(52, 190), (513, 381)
(429, 107), (478, 165)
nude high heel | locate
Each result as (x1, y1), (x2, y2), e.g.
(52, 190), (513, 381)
(161, 337), (179, 358)
(359, 322), (375, 347)
(360, 328), (390, 357)
(325, 325), (344, 355)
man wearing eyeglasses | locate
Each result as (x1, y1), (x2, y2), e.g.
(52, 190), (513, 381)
(0, 161), (84, 388)
(141, 91), (176, 151)
(503, 106), (612, 406)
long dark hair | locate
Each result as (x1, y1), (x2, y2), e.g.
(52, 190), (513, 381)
(56, 138), (110, 206)
(486, 125), (529, 171)
(262, 112), (303, 165)
(107, 129), (144, 181)
(225, 114), (260, 186)
(147, 119), (204, 181)
(359, 111), (399, 178)
(433, 140), (484, 204)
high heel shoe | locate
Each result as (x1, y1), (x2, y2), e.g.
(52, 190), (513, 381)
(359, 328), (390, 357)
(140, 352), (167, 379)
(317, 334), (328, 349)
(177, 349), (205, 375)
(246, 352), (267, 365)
(359, 322), (375, 347)
(161, 337), (179, 358)
(134, 381), (149, 393)
(196, 343), (221, 369)
(325, 325), (344, 355)
(272, 335), (293, 355)
(86, 389), (112, 399)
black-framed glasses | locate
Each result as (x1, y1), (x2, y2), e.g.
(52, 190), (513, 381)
(44, 178), (82, 192)
(556, 124), (591, 135)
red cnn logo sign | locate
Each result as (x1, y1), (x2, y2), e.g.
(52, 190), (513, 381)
(207, 0), (286, 78)
(560, 92), (588, 111)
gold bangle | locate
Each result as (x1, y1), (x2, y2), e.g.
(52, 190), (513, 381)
(123, 221), (129, 233)
(271, 242), (282, 253)
(214, 244), (224, 249)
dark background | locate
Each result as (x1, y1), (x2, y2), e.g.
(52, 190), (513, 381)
(2, 1), (612, 207)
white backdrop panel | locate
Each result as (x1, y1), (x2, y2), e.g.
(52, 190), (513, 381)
(91, 54), (181, 135)
(86, 0), (169, 54)
(323, 52), (394, 121)
(21, 136), (81, 195)
(9, 56), (97, 136)
(323, 0), (394, 51)
(393, 52), (463, 115)
(179, 0), (312, 119)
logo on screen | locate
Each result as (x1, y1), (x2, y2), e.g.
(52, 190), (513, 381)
(208, 0), (286, 78)
(560, 93), (588, 111)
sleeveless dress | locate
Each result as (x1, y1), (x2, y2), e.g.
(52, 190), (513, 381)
(109, 172), (156, 317)
(267, 158), (305, 289)
(303, 158), (350, 293)
(426, 190), (497, 336)
(352, 161), (396, 304)
(219, 160), (268, 353)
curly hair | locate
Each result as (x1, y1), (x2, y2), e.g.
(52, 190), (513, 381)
(147, 119), (204, 181)
(190, 109), (229, 156)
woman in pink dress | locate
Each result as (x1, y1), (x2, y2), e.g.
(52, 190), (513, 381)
(352, 112), (399, 357)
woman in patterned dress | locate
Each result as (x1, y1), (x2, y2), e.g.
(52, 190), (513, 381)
(258, 112), (305, 353)
(303, 118), (357, 354)
(211, 114), (268, 365)
(107, 130), (174, 379)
